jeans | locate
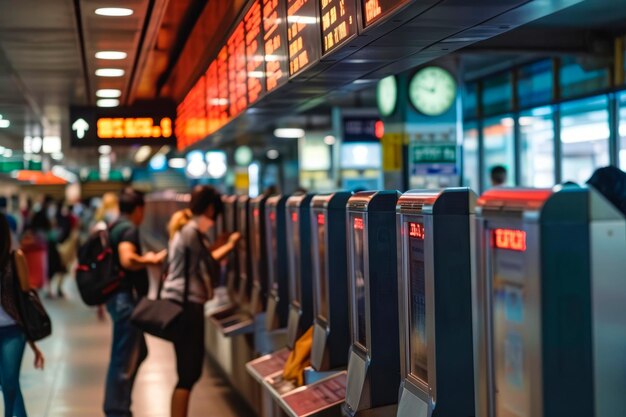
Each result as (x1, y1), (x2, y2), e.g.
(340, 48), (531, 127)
(104, 291), (148, 417)
(0, 325), (27, 417)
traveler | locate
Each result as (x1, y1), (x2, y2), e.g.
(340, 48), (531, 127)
(490, 165), (507, 187)
(161, 185), (240, 417)
(103, 188), (166, 417)
(0, 213), (45, 417)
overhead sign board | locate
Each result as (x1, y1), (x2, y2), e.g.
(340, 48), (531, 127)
(70, 101), (176, 147)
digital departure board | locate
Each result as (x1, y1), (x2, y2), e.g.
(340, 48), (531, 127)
(362, 0), (412, 27)
(176, 76), (206, 150)
(245, 1), (266, 104)
(320, 0), (357, 55)
(228, 21), (248, 118)
(287, 0), (320, 76)
(263, 0), (289, 92)
(217, 46), (230, 127)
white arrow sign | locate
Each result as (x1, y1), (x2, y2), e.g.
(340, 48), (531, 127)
(72, 118), (89, 139)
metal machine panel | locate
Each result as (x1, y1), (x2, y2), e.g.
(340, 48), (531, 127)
(475, 187), (626, 417)
(250, 194), (270, 314)
(310, 191), (352, 372)
(265, 195), (290, 331)
(344, 190), (401, 417)
(285, 193), (316, 349)
(396, 188), (476, 417)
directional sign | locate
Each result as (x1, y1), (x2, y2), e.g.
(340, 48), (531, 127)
(69, 101), (176, 147)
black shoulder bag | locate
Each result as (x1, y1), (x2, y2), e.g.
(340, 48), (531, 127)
(13, 253), (52, 341)
(130, 248), (189, 342)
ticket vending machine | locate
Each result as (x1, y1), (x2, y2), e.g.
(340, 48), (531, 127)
(285, 193), (316, 349)
(310, 191), (352, 372)
(344, 191), (401, 417)
(222, 195), (239, 307)
(265, 195), (290, 331)
(396, 189), (476, 417)
(210, 195), (255, 336)
(249, 194), (270, 315)
(475, 187), (626, 417)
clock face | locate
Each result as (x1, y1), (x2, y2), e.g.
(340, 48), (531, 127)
(409, 67), (457, 116)
(377, 75), (398, 117)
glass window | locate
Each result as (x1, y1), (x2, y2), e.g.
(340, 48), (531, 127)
(483, 116), (515, 190)
(518, 60), (553, 109)
(560, 56), (610, 100)
(560, 95), (610, 184)
(520, 106), (555, 187)
(618, 92), (626, 170)
(462, 122), (479, 192)
(463, 82), (478, 119)
(482, 72), (513, 116)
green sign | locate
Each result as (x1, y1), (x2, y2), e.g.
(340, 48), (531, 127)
(412, 144), (457, 164)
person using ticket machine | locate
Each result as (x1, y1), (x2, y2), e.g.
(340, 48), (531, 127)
(396, 189), (476, 417)
(343, 190), (401, 417)
(474, 186), (626, 417)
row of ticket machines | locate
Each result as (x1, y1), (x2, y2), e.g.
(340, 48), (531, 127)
(207, 187), (626, 417)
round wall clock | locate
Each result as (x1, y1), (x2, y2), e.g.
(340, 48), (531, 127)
(377, 75), (398, 117)
(409, 67), (457, 116)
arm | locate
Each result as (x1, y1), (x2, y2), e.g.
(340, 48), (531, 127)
(118, 242), (165, 271)
(210, 232), (240, 261)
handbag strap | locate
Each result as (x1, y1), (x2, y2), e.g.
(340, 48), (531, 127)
(183, 247), (190, 306)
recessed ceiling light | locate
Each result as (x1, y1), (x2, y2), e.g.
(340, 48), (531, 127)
(95, 51), (127, 60)
(97, 99), (120, 107)
(95, 7), (134, 17)
(274, 128), (305, 138)
(96, 89), (122, 98)
(0, 119), (10, 128)
(95, 68), (125, 77)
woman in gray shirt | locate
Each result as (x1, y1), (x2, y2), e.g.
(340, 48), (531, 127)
(160, 186), (239, 417)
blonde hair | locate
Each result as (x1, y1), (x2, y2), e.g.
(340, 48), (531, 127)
(168, 209), (192, 240)
(95, 192), (119, 222)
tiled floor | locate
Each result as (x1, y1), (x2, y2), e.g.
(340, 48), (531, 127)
(2, 281), (253, 417)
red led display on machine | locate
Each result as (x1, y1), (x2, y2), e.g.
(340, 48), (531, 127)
(353, 217), (364, 230)
(320, 0), (357, 54)
(408, 222), (425, 240)
(492, 228), (526, 252)
(287, 0), (320, 76)
(317, 213), (325, 225)
(362, 0), (412, 27)
(292, 212), (298, 222)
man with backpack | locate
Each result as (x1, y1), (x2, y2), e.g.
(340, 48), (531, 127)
(104, 188), (166, 417)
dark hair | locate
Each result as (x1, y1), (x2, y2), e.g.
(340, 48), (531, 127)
(119, 189), (145, 215)
(490, 165), (507, 185)
(0, 213), (11, 270)
(189, 185), (224, 219)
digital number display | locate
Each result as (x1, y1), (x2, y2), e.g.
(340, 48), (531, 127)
(362, 0), (411, 27)
(228, 21), (248, 118)
(317, 213), (325, 225)
(409, 222), (425, 240)
(320, 0), (357, 54)
(353, 217), (364, 230)
(287, 0), (320, 76)
(263, 0), (289, 92)
(245, 1), (266, 104)
(97, 117), (173, 140)
(492, 228), (527, 252)
(292, 211), (299, 222)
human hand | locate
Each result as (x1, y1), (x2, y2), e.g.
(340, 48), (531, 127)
(228, 232), (241, 246)
(154, 250), (168, 264)
(31, 344), (45, 370)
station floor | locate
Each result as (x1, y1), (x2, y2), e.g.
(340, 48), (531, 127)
(3, 280), (253, 417)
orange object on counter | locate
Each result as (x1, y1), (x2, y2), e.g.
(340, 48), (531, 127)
(283, 326), (314, 387)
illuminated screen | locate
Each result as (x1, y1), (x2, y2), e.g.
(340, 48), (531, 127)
(228, 21), (248, 118)
(407, 221), (427, 383)
(266, 207), (279, 292)
(340, 142), (382, 169)
(245, 0), (266, 104)
(320, 0), (357, 55)
(287, 207), (301, 302)
(362, 0), (412, 27)
(287, 0), (320, 76)
(176, 76), (207, 150)
(493, 228), (527, 252)
(313, 210), (329, 320)
(490, 227), (530, 416)
(263, 0), (289, 92)
(350, 213), (367, 348)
